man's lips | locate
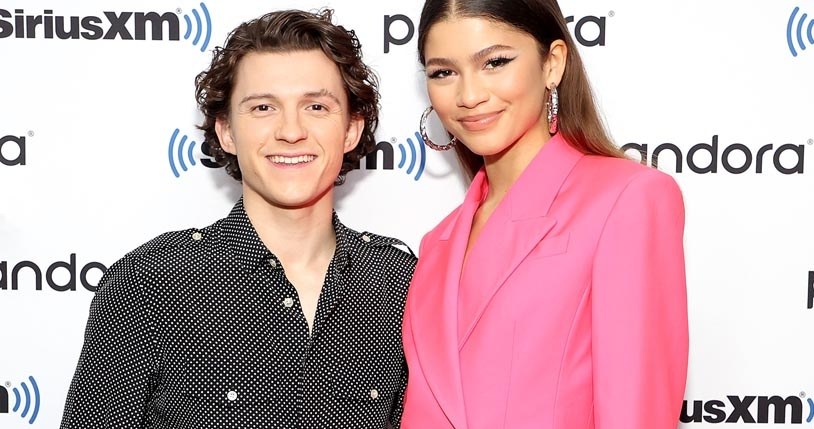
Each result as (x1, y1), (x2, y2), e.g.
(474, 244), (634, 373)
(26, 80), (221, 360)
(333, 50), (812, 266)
(267, 154), (317, 165)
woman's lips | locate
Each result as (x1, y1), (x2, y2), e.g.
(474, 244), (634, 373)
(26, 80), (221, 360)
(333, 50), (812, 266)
(458, 110), (504, 131)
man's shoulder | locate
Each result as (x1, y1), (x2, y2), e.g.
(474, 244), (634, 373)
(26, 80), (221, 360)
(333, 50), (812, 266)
(110, 218), (224, 274)
(96, 219), (225, 291)
(128, 220), (221, 258)
(342, 224), (417, 268)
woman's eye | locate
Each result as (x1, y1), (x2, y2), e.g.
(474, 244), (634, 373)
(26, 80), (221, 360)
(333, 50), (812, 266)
(485, 57), (514, 69)
(428, 69), (453, 79)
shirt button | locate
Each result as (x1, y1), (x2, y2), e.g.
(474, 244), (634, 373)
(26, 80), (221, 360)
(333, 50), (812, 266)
(227, 391), (237, 401)
(370, 389), (379, 400)
(283, 297), (294, 308)
(361, 234), (371, 243)
(191, 232), (202, 241)
(269, 259), (278, 268)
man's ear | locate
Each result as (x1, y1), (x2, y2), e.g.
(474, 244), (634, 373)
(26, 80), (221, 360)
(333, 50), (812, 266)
(215, 116), (237, 155)
(343, 115), (364, 154)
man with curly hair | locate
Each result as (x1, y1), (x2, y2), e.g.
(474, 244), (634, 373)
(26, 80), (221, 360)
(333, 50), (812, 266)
(60, 9), (415, 429)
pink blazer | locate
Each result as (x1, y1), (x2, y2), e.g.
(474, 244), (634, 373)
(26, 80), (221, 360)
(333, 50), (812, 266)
(401, 134), (688, 429)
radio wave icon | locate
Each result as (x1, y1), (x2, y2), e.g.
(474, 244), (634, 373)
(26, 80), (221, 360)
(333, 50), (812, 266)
(807, 397), (814, 423)
(168, 128), (199, 178)
(183, 2), (212, 52)
(5, 376), (40, 424)
(397, 132), (427, 181)
(787, 6), (814, 57)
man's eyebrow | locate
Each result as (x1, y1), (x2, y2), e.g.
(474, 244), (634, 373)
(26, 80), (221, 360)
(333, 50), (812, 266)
(238, 90), (342, 106)
(238, 93), (279, 106)
(425, 44), (515, 68)
(303, 89), (342, 105)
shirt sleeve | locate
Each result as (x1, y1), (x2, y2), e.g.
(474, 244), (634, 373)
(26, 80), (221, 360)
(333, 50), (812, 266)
(591, 169), (689, 428)
(60, 256), (155, 429)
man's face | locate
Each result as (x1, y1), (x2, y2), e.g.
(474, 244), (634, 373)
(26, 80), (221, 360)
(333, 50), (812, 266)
(216, 49), (363, 210)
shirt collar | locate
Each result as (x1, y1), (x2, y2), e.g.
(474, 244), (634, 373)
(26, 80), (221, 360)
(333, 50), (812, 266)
(221, 197), (351, 273)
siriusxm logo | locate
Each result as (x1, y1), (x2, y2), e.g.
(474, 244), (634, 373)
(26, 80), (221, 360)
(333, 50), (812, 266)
(681, 394), (814, 424)
(0, 376), (40, 425)
(354, 132), (427, 181)
(180, 3), (212, 52)
(0, 2), (211, 52)
(0, 254), (106, 292)
(787, 6), (814, 57)
(169, 128), (428, 181)
(167, 128), (219, 177)
(383, 12), (608, 53)
(622, 135), (808, 174)
(0, 133), (27, 166)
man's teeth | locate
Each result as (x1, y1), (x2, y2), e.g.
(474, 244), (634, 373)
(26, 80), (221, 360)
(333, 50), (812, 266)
(270, 155), (316, 164)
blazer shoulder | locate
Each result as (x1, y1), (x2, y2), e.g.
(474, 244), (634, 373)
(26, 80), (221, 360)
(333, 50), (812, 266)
(577, 155), (681, 195)
(562, 156), (684, 230)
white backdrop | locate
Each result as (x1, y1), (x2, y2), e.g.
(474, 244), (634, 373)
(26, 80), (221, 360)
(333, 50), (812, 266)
(1, 0), (813, 427)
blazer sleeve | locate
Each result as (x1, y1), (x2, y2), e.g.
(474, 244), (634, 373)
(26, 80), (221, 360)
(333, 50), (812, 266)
(591, 169), (689, 428)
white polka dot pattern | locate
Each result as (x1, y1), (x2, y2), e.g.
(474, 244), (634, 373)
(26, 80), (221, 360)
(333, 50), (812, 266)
(59, 198), (416, 429)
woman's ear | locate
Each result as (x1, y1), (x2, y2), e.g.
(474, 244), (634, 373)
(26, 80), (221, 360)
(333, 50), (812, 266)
(543, 39), (568, 87)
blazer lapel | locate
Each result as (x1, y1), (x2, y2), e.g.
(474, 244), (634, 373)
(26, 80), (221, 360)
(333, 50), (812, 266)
(458, 134), (584, 347)
(409, 172), (488, 429)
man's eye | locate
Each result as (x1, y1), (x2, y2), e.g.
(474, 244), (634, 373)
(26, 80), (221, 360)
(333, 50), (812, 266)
(255, 104), (271, 112)
(308, 104), (327, 111)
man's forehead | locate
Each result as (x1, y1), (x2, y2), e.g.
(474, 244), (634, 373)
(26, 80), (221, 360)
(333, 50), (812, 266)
(236, 50), (342, 82)
(233, 49), (347, 100)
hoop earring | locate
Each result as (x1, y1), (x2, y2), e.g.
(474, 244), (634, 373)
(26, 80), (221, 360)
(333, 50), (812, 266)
(546, 83), (559, 135)
(420, 106), (457, 151)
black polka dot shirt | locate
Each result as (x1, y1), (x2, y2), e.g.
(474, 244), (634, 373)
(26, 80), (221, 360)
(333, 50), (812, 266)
(60, 198), (416, 429)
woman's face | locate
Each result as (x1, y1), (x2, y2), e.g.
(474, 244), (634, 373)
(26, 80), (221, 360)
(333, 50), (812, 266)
(423, 17), (555, 157)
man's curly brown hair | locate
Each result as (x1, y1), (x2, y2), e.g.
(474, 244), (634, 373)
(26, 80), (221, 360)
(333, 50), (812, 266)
(194, 9), (380, 185)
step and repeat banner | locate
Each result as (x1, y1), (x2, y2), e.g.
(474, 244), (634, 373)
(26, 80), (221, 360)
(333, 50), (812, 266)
(1, 0), (812, 427)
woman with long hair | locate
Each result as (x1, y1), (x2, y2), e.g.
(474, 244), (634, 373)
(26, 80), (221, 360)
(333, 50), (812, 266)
(400, 1), (689, 427)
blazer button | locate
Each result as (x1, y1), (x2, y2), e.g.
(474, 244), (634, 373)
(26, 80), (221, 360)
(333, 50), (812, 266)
(370, 389), (379, 400)
(283, 297), (294, 308)
(227, 391), (238, 401)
